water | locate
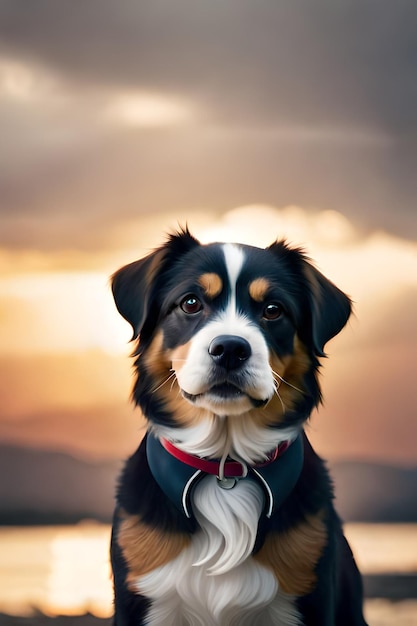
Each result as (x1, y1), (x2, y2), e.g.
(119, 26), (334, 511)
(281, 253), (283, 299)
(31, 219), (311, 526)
(0, 522), (416, 623)
(0, 522), (113, 617)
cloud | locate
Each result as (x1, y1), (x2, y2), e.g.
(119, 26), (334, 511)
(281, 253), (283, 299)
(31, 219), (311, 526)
(0, 271), (132, 355)
(1, 112), (415, 247)
(103, 91), (195, 128)
(0, 1), (416, 243)
(198, 206), (357, 249)
(0, 1), (416, 132)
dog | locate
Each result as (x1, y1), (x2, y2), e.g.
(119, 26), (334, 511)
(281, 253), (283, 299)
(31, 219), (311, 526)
(110, 228), (368, 626)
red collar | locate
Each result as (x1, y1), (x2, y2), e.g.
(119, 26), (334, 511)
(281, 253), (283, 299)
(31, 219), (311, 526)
(160, 437), (290, 478)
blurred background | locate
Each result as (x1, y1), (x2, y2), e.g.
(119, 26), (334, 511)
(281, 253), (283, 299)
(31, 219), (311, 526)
(0, 1), (416, 624)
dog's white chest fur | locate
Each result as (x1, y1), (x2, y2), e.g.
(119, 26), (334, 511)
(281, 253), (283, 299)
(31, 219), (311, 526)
(132, 475), (301, 626)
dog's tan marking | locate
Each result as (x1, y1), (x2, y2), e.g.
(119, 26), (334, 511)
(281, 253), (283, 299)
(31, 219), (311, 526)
(254, 510), (327, 595)
(144, 338), (205, 428)
(142, 330), (171, 380)
(140, 332), (208, 428)
(270, 336), (312, 409)
(168, 392), (209, 427)
(248, 336), (313, 428)
(170, 341), (192, 369)
(117, 510), (190, 587)
(198, 272), (223, 299)
(249, 277), (271, 302)
(168, 340), (196, 427)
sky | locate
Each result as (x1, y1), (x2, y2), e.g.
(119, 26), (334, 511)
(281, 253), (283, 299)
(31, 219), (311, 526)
(0, 0), (416, 465)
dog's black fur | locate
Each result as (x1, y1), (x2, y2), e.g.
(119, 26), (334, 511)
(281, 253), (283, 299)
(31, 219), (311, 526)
(110, 229), (368, 625)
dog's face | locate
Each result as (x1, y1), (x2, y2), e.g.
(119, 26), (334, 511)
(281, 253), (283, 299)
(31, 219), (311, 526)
(112, 229), (351, 432)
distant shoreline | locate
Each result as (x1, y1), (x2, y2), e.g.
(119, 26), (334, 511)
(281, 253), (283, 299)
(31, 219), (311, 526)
(363, 574), (417, 600)
(1, 444), (417, 525)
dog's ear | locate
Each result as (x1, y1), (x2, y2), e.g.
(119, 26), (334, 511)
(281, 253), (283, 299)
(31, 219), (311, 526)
(111, 228), (200, 339)
(268, 240), (351, 356)
(303, 263), (352, 356)
(111, 249), (165, 339)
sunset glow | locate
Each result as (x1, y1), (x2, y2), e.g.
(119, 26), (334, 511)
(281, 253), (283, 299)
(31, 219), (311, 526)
(0, 271), (130, 355)
(0, 206), (415, 463)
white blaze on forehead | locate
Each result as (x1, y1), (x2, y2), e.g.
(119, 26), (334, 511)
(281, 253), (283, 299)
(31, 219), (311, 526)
(222, 243), (245, 309)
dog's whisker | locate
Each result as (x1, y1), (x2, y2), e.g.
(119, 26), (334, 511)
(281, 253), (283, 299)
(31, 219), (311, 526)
(274, 378), (287, 413)
(275, 385), (287, 413)
(151, 372), (177, 394)
(272, 375), (281, 388)
(271, 369), (305, 395)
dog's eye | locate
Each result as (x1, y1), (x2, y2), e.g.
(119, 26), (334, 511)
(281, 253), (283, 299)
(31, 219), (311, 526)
(263, 303), (283, 320)
(180, 295), (203, 315)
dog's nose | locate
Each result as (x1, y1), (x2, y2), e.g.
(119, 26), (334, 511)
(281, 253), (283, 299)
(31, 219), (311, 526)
(208, 335), (252, 370)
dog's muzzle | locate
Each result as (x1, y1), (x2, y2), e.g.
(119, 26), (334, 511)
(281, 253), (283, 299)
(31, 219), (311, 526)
(178, 334), (273, 409)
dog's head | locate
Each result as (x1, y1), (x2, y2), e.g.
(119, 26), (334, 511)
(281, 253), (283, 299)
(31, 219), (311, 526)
(112, 228), (351, 436)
